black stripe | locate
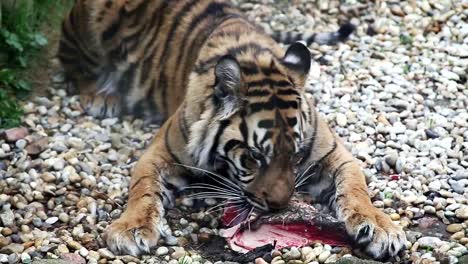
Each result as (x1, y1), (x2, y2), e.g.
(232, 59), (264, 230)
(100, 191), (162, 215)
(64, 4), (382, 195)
(178, 104), (189, 143)
(260, 131), (273, 146)
(300, 110), (318, 163)
(248, 79), (292, 88)
(277, 89), (300, 96)
(208, 120), (231, 165)
(286, 117), (297, 126)
(102, 8), (124, 41)
(258, 119), (274, 129)
(316, 140), (338, 164)
(60, 25), (100, 68)
(130, 176), (151, 191)
(332, 160), (354, 180)
(160, 74), (169, 116)
(246, 89), (270, 97)
(239, 112), (249, 142)
(174, 2), (232, 71)
(157, 0), (199, 94)
(146, 80), (159, 116)
(271, 95), (298, 109)
(241, 64), (259, 75)
(164, 120), (183, 165)
(261, 66), (282, 76)
(224, 139), (242, 153)
(194, 43), (276, 74)
(117, 63), (137, 93)
(250, 101), (274, 113)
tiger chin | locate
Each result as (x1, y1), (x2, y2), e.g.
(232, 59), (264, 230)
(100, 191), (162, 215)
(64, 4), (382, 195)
(58, 0), (406, 260)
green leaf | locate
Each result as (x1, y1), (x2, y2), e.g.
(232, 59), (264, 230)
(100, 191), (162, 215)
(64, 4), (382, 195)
(4, 32), (24, 52)
(32, 33), (48, 46)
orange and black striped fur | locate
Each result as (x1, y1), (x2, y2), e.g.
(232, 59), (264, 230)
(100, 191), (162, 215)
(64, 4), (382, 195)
(59, 0), (406, 259)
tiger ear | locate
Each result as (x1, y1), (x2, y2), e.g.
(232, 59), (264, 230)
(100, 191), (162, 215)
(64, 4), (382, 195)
(213, 55), (242, 119)
(282, 42), (311, 86)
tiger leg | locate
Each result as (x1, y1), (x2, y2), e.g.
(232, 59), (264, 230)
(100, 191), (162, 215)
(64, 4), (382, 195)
(104, 122), (180, 255)
(321, 142), (406, 259)
(58, 0), (123, 119)
(302, 109), (406, 259)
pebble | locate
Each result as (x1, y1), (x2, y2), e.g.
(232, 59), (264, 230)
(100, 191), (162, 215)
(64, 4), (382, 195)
(156, 247), (169, 256)
(446, 224), (463, 233)
(455, 207), (468, 219)
(336, 113), (347, 127)
(0, 243), (24, 255)
(45, 217), (59, 225)
(171, 247), (186, 259)
(417, 237), (442, 248)
(0, 254), (7, 263)
(317, 251), (331, 263)
(98, 248), (115, 259)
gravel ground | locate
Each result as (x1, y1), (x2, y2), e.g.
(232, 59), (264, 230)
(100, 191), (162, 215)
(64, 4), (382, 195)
(1, 0), (467, 264)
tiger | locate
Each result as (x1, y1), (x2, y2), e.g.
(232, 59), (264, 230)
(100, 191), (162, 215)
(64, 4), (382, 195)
(58, 0), (407, 260)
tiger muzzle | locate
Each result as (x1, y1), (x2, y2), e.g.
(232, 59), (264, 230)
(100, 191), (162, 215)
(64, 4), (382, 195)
(246, 155), (295, 211)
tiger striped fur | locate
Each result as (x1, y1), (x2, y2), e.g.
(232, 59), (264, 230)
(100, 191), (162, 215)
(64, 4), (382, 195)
(58, 0), (406, 259)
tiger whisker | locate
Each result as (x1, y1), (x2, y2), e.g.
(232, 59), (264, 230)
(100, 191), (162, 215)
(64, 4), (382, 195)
(296, 162), (317, 182)
(187, 194), (242, 200)
(295, 172), (316, 189)
(227, 205), (250, 227)
(183, 185), (242, 196)
(174, 163), (242, 192)
(206, 200), (244, 213)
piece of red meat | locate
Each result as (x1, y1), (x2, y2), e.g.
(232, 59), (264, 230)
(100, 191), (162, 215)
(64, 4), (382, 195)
(220, 199), (349, 253)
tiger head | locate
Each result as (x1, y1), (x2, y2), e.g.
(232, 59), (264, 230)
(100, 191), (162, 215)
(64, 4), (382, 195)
(191, 42), (314, 212)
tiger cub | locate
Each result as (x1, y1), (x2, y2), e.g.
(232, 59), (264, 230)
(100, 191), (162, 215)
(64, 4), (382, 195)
(58, 0), (406, 259)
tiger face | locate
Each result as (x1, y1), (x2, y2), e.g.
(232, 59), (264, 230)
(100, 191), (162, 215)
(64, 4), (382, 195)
(207, 42), (314, 212)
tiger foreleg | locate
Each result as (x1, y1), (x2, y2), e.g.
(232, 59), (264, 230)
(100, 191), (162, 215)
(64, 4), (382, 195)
(323, 142), (407, 259)
(104, 127), (177, 256)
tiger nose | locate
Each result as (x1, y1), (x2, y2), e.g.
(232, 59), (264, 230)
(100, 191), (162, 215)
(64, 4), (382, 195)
(265, 184), (293, 210)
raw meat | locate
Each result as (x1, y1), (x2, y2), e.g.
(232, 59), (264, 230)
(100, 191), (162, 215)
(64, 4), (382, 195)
(220, 198), (349, 253)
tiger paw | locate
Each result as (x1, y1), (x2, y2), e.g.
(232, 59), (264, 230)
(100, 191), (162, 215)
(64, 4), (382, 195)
(345, 208), (407, 259)
(104, 214), (160, 256)
(80, 93), (121, 119)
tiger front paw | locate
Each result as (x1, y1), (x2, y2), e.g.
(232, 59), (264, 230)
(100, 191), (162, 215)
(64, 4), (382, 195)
(345, 208), (407, 259)
(104, 213), (161, 256)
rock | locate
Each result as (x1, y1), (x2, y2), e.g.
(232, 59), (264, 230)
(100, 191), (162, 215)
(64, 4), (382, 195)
(165, 235), (178, 246)
(25, 137), (49, 155)
(336, 113), (347, 127)
(171, 247), (186, 259)
(446, 224), (463, 233)
(318, 250), (331, 263)
(78, 247), (88, 257)
(45, 217), (59, 225)
(0, 254), (8, 263)
(2, 127), (28, 142)
(283, 247), (301, 261)
(56, 245), (69, 254)
(0, 210), (15, 227)
(455, 206), (468, 219)
(97, 248), (115, 259)
(450, 231), (465, 240)
(417, 237), (442, 248)
(60, 253), (85, 264)
(335, 256), (384, 264)
(15, 139), (27, 149)
(20, 252), (31, 263)
(0, 244), (24, 254)
(156, 247), (169, 256)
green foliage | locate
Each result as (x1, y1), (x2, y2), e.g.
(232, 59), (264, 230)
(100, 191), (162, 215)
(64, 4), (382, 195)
(0, 0), (71, 128)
